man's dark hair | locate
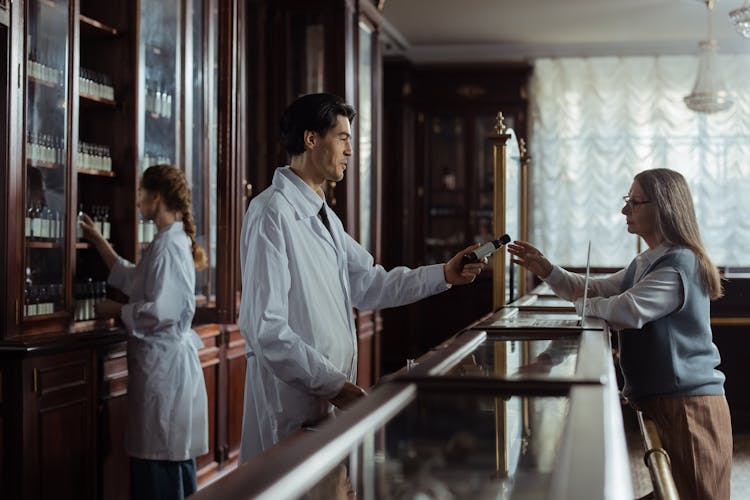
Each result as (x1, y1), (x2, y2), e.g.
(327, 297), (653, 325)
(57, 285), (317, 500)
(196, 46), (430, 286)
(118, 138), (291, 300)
(279, 93), (357, 156)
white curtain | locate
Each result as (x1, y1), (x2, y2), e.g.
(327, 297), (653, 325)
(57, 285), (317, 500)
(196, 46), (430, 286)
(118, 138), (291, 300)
(529, 56), (750, 267)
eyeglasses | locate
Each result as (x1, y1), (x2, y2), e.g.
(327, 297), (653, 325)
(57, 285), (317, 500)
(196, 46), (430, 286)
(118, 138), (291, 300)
(622, 196), (653, 209)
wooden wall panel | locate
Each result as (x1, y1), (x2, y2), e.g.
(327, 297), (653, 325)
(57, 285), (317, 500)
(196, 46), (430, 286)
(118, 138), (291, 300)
(100, 393), (129, 500)
(38, 399), (90, 500)
(225, 326), (245, 463)
(22, 351), (94, 500)
(197, 325), (221, 481)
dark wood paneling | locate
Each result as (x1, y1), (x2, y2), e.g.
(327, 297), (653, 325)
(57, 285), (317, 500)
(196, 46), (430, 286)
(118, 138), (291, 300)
(225, 326), (245, 462)
(0, 365), (4, 496)
(0, 413), (4, 497)
(100, 393), (129, 500)
(39, 398), (90, 500)
(196, 324), (221, 480)
(98, 340), (129, 500)
(22, 350), (94, 500)
(713, 324), (750, 432)
(356, 310), (374, 389)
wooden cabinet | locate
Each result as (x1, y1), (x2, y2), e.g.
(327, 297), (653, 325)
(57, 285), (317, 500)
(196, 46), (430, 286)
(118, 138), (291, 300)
(381, 62), (531, 372)
(0, 0), (246, 498)
(22, 350), (95, 500)
(0, 341), (107, 500)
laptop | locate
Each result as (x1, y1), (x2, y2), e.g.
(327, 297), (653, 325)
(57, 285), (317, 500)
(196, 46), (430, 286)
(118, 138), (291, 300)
(478, 241), (602, 331)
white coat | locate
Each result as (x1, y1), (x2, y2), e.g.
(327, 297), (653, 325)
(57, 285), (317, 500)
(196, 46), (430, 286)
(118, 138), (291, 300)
(238, 167), (449, 462)
(108, 221), (208, 461)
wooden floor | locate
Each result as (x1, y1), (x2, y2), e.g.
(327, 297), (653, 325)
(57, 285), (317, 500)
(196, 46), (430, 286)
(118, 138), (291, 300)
(628, 432), (750, 498)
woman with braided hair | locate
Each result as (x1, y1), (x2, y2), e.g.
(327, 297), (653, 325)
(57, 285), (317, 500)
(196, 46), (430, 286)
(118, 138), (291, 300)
(81, 164), (208, 499)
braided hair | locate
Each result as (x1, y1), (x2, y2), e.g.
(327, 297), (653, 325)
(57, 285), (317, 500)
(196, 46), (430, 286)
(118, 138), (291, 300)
(141, 164), (208, 270)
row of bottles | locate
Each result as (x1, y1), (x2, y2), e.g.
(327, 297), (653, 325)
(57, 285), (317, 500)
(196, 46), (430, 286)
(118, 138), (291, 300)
(145, 80), (173, 119)
(25, 282), (63, 317)
(27, 132), (65, 166)
(78, 141), (113, 172)
(142, 153), (172, 170)
(139, 215), (157, 243)
(24, 267), (62, 317)
(25, 202), (64, 241)
(74, 279), (107, 321)
(76, 204), (112, 241)
(80, 67), (115, 100)
(27, 57), (64, 86)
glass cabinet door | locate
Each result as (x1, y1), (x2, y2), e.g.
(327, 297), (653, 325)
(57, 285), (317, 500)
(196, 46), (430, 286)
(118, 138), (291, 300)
(286, 11), (325, 97)
(138, 0), (179, 246)
(23, 0), (70, 319)
(187, 0), (218, 307)
(358, 19), (375, 253)
(425, 116), (466, 265)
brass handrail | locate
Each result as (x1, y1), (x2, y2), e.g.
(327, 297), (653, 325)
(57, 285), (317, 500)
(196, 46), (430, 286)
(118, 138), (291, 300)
(636, 411), (680, 500)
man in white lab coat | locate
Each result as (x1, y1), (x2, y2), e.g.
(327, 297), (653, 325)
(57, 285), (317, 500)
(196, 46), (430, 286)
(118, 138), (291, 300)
(238, 93), (486, 462)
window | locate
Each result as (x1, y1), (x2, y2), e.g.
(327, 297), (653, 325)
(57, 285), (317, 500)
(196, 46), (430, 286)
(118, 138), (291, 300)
(530, 56), (750, 267)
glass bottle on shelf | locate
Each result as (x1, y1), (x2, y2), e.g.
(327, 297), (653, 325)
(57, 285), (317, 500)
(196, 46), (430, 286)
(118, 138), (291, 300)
(102, 206), (111, 240)
(77, 204), (84, 240)
(25, 201), (33, 239)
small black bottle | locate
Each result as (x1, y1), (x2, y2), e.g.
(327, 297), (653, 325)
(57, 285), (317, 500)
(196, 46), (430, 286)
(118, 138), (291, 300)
(462, 234), (511, 266)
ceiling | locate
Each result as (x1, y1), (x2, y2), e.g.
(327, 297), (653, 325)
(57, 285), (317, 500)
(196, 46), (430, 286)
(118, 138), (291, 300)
(380, 0), (750, 62)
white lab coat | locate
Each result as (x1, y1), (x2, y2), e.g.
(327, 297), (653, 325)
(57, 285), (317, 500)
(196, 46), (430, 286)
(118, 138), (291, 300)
(238, 167), (449, 462)
(108, 221), (208, 461)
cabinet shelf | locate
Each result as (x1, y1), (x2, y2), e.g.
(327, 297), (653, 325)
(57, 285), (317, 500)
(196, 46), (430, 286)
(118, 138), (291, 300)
(23, 311), (67, 322)
(146, 112), (171, 121)
(80, 92), (116, 107)
(79, 14), (119, 37)
(26, 160), (63, 169)
(78, 168), (115, 177)
(26, 240), (63, 249)
(28, 75), (62, 89)
(71, 318), (117, 333)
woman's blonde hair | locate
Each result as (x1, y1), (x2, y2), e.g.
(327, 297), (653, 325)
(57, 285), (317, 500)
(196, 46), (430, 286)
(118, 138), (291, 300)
(141, 164), (208, 270)
(634, 168), (722, 299)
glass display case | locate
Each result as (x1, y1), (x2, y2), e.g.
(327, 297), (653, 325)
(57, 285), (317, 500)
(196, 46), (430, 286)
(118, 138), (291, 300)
(396, 328), (611, 383)
(192, 315), (628, 500)
(23, 0), (71, 320)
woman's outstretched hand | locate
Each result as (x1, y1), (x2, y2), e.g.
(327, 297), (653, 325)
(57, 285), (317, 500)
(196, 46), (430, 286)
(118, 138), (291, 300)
(507, 240), (554, 279)
(80, 213), (104, 244)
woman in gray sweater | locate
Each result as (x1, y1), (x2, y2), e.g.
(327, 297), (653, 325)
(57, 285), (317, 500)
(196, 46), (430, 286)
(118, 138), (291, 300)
(508, 168), (731, 500)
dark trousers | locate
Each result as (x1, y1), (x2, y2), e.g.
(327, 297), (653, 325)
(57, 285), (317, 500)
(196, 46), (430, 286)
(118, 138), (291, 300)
(130, 457), (198, 500)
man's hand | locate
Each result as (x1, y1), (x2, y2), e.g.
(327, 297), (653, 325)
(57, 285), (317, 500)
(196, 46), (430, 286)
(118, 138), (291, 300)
(329, 381), (367, 409)
(444, 244), (487, 285)
(95, 300), (123, 320)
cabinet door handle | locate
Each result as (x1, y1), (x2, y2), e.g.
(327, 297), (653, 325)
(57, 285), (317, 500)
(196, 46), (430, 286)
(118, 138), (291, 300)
(32, 368), (39, 395)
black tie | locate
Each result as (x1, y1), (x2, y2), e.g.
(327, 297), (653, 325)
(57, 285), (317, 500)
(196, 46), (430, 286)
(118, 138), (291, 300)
(318, 205), (333, 237)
